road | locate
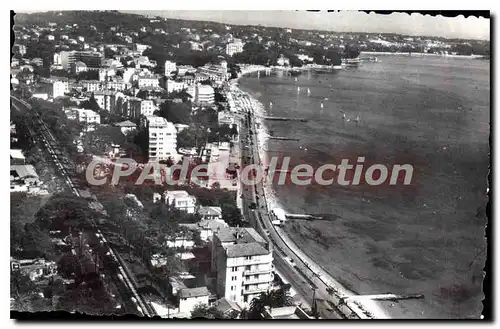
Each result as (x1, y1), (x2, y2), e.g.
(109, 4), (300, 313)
(230, 86), (372, 320)
(11, 95), (156, 317)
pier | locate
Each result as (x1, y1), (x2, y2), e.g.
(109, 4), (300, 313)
(285, 213), (324, 220)
(263, 116), (309, 123)
(342, 293), (424, 303)
(268, 137), (300, 141)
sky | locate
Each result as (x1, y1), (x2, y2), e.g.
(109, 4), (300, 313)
(125, 11), (490, 40)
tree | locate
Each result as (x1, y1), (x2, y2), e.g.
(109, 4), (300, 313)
(191, 303), (225, 319)
(248, 287), (294, 319)
(177, 127), (201, 149)
(81, 125), (126, 155)
(76, 70), (99, 81)
(157, 101), (192, 125)
(80, 93), (101, 112)
(136, 89), (149, 100)
(104, 47), (116, 59)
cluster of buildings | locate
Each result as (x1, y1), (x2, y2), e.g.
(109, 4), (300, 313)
(149, 189), (278, 318)
(10, 126), (47, 195)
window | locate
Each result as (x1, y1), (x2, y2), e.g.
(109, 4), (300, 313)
(245, 265), (251, 271)
(232, 267), (237, 272)
(253, 275), (258, 280)
(230, 286), (235, 291)
(245, 256), (252, 260)
(232, 276), (237, 281)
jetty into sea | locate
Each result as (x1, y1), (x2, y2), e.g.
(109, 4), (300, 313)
(285, 213), (325, 220)
(268, 137), (300, 141)
(263, 116), (308, 123)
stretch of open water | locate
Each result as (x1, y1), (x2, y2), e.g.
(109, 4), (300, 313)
(238, 56), (489, 319)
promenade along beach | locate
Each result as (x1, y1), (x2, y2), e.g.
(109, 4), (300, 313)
(235, 56), (489, 319)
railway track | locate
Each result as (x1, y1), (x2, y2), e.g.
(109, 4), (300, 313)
(11, 95), (156, 317)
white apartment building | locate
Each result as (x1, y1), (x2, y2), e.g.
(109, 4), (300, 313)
(52, 80), (68, 98)
(212, 227), (274, 307)
(81, 80), (102, 93)
(225, 40), (244, 56)
(165, 60), (177, 76)
(144, 116), (178, 162)
(140, 99), (156, 116)
(130, 98), (156, 118)
(179, 287), (210, 316)
(65, 108), (101, 129)
(76, 109), (101, 125)
(166, 79), (186, 94)
(153, 190), (197, 213)
(106, 80), (126, 91)
(93, 90), (123, 113)
(138, 75), (159, 88)
(187, 84), (215, 105)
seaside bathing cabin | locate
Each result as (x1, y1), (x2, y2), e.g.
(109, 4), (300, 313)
(270, 208), (287, 226)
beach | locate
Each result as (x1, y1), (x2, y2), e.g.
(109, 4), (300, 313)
(230, 68), (392, 319)
(234, 56), (489, 319)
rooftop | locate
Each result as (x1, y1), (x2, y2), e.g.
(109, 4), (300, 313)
(225, 242), (269, 258)
(198, 206), (222, 217)
(145, 116), (175, 129)
(11, 165), (38, 179)
(179, 286), (210, 299)
(164, 190), (192, 199)
(10, 149), (25, 160)
(215, 227), (265, 244)
(114, 120), (137, 127)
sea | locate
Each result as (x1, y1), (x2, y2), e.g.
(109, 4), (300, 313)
(238, 55), (490, 319)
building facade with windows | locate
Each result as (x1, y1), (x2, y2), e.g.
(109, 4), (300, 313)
(144, 116), (177, 162)
(212, 227), (274, 307)
(225, 39), (244, 56)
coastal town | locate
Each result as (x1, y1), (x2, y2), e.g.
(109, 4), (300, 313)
(10, 10), (489, 320)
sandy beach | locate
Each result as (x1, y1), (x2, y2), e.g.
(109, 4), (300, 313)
(230, 67), (393, 319)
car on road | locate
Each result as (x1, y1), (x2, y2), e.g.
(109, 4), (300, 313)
(249, 202), (257, 210)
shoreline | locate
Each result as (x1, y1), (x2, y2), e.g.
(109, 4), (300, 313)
(230, 69), (391, 319)
(360, 51), (488, 59)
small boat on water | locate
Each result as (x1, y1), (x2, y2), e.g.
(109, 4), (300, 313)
(320, 102), (324, 108)
(297, 86), (300, 93)
(307, 88), (311, 96)
(290, 69), (302, 77)
(341, 57), (361, 67)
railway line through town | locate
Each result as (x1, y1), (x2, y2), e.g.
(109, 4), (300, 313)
(11, 95), (156, 318)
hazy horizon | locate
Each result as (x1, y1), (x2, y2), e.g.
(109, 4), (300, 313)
(125, 11), (490, 41)
(15, 10), (490, 41)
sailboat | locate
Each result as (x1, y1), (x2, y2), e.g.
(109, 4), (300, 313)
(294, 77), (298, 82)
(307, 88), (311, 96)
(297, 86), (300, 93)
(269, 101), (273, 107)
(320, 102), (324, 108)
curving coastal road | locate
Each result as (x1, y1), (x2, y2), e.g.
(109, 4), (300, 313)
(230, 84), (382, 320)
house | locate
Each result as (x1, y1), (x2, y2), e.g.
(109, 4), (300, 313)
(179, 287), (210, 315)
(262, 305), (313, 319)
(180, 218), (228, 242)
(11, 258), (58, 281)
(198, 206), (222, 221)
(11, 165), (40, 188)
(10, 149), (26, 165)
(212, 297), (242, 319)
(166, 235), (195, 249)
(114, 120), (137, 135)
(161, 190), (197, 213)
